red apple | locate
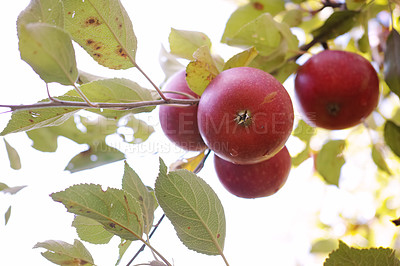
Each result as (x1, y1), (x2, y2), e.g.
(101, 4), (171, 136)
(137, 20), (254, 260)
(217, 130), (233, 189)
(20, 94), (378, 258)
(197, 67), (294, 164)
(159, 70), (207, 151)
(294, 50), (380, 130)
(214, 146), (291, 198)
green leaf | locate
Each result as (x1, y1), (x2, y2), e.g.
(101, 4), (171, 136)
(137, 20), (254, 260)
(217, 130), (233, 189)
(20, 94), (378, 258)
(0, 183), (8, 192)
(0, 96), (81, 136)
(159, 157), (168, 177)
(26, 115), (87, 152)
(282, 9), (304, 27)
(384, 120), (400, 158)
(293, 120), (315, 143)
(169, 28), (212, 60)
(18, 22), (78, 85)
(122, 161), (156, 235)
(223, 47), (259, 70)
(311, 239), (339, 253)
(116, 239), (132, 265)
(77, 70), (106, 84)
(4, 139), (21, 170)
(5, 206), (11, 225)
(51, 184), (144, 241)
(357, 32), (370, 54)
(372, 145), (392, 175)
(34, 239), (95, 266)
(17, 0), (64, 28)
(311, 10), (359, 43)
(65, 78), (157, 118)
(230, 13), (299, 73)
(270, 61), (299, 83)
(72, 216), (114, 244)
(226, 13), (281, 56)
(26, 115), (125, 172)
(346, 0), (366, 10)
(65, 142), (125, 173)
(185, 46), (220, 96)
(155, 158), (226, 255)
(384, 29), (400, 98)
(316, 140), (346, 187)
(0, 185), (26, 195)
(26, 127), (60, 152)
(119, 114), (155, 144)
(292, 120), (315, 166)
(292, 144), (311, 167)
(63, 0), (137, 70)
(324, 240), (400, 266)
(159, 45), (185, 82)
(221, 0), (284, 42)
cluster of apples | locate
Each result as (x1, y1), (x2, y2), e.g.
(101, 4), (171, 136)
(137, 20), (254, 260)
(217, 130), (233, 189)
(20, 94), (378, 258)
(159, 50), (380, 199)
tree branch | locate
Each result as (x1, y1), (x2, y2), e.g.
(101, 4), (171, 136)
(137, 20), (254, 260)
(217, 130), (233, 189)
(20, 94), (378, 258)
(0, 98), (199, 112)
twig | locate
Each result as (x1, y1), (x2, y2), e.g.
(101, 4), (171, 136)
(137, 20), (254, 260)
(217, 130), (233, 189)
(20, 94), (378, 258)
(193, 149), (212, 174)
(126, 214), (166, 266)
(0, 98), (199, 112)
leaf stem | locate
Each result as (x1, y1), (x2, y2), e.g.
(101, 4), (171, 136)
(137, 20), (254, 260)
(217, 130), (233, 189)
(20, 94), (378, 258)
(72, 84), (99, 108)
(141, 240), (172, 266)
(131, 60), (169, 101)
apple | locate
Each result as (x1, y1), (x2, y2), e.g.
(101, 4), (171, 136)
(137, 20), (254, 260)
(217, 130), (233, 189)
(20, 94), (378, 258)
(197, 67), (294, 164)
(159, 69), (207, 151)
(294, 50), (380, 130)
(214, 146), (291, 198)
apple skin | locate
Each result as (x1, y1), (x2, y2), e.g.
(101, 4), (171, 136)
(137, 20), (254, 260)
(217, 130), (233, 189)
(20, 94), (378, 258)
(159, 70), (207, 151)
(214, 146), (291, 198)
(294, 50), (380, 130)
(197, 67), (294, 164)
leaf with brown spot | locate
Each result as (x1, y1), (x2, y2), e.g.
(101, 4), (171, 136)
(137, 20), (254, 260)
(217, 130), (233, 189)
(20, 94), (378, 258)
(34, 239), (95, 266)
(1, 96), (82, 136)
(63, 0), (137, 69)
(169, 28), (212, 60)
(186, 46), (220, 96)
(223, 47), (259, 70)
(51, 184), (144, 241)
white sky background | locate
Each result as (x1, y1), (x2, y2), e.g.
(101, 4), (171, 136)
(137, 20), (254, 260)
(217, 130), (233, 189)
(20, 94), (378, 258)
(0, 1), (385, 266)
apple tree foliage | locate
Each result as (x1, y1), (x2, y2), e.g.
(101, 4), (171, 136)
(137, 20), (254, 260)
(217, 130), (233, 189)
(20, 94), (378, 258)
(1, 0), (400, 265)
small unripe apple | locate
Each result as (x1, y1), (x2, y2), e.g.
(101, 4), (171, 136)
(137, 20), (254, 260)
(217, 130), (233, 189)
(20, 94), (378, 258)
(214, 146), (291, 198)
(294, 50), (380, 130)
(197, 67), (294, 164)
(159, 70), (207, 151)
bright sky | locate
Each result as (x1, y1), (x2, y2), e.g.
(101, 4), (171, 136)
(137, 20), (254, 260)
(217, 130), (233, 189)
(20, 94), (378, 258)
(0, 1), (385, 266)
